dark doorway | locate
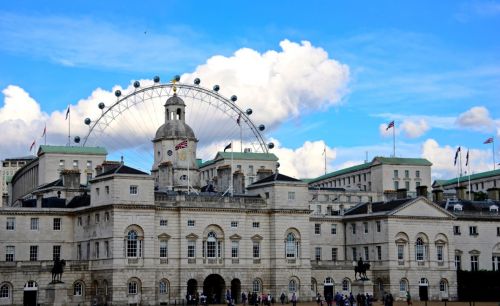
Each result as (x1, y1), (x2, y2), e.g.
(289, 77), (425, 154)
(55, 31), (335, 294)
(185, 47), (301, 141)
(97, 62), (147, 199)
(323, 284), (334, 299)
(375, 279), (384, 301)
(231, 279), (241, 303)
(419, 285), (428, 301)
(204, 274), (226, 304)
(23, 291), (37, 306)
(188, 279), (198, 296)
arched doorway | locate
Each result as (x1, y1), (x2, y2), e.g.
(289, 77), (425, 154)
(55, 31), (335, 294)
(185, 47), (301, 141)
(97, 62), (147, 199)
(231, 279), (241, 303)
(23, 281), (38, 306)
(204, 274), (225, 304)
(187, 279), (198, 299)
(418, 278), (429, 301)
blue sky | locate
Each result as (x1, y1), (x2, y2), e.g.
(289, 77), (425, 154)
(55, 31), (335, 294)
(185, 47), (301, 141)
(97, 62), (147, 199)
(0, 0), (499, 179)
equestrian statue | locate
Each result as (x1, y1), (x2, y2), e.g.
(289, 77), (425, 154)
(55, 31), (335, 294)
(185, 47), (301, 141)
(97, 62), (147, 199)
(354, 257), (370, 281)
(51, 256), (66, 283)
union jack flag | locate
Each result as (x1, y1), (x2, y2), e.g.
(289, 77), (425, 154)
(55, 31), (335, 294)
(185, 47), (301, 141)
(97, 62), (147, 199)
(175, 139), (188, 150)
(386, 120), (395, 130)
(484, 137), (494, 144)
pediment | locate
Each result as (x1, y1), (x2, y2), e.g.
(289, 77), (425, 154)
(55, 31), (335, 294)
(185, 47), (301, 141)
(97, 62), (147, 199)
(158, 233), (171, 239)
(391, 197), (454, 219)
(251, 234), (263, 241)
(185, 233), (199, 240)
(230, 234), (242, 240)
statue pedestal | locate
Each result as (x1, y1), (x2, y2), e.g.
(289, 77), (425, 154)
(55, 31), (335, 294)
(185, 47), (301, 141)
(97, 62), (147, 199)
(46, 282), (68, 306)
(351, 280), (373, 296)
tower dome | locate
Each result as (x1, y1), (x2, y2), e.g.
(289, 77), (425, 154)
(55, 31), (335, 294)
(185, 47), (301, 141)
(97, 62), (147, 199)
(153, 94), (196, 141)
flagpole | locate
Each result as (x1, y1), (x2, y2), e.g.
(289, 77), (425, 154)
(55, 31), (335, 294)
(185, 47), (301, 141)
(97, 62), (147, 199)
(231, 141), (234, 197)
(67, 105), (71, 146)
(187, 138), (190, 194)
(468, 151), (471, 200)
(44, 124), (47, 145)
(240, 124), (243, 153)
(393, 123), (396, 157)
(493, 137), (496, 170)
(323, 146), (327, 175)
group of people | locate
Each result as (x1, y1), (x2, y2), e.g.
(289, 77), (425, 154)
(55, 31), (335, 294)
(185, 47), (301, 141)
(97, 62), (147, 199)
(315, 292), (374, 306)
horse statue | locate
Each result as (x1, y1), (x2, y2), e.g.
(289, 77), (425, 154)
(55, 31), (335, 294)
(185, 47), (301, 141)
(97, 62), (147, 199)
(354, 258), (370, 281)
(51, 257), (66, 283)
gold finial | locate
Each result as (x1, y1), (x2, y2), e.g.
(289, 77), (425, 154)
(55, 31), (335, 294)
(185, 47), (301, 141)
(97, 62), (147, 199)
(172, 78), (177, 93)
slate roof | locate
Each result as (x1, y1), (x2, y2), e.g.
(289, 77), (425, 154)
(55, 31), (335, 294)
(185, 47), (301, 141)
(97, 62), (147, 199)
(344, 198), (413, 215)
(309, 156), (432, 184)
(251, 172), (302, 185)
(67, 194), (91, 208)
(38, 145), (107, 156)
(199, 152), (279, 168)
(95, 164), (149, 177)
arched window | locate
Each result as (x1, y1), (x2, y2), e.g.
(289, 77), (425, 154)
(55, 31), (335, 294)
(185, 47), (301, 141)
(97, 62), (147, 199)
(286, 233), (297, 258)
(159, 280), (169, 294)
(288, 279), (298, 292)
(128, 230), (139, 257)
(252, 279), (261, 293)
(325, 277), (334, 285)
(415, 238), (426, 261)
(399, 279), (408, 293)
(311, 278), (317, 292)
(439, 279), (448, 292)
(206, 231), (218, 258)
(0, 284), (10, 298)
(128, 281), (138, 295)
(73, 282), (83, 296)
(93, 280), (99, 296)
(342, 279), (350, 292)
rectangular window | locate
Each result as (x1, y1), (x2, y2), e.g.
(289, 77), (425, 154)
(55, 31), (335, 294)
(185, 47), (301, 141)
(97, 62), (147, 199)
(454, 226), (461, 235)
(30, 245), (38, 261)
(253, 241), (260, 258)
(105, 186), (109, 194)
(252, 222), (260, 228)
(288, 192), (295, 200)
(363, 222), (368, 234)
(352, 247), (357, 260)
(437, 245), (444, 261)
(376, 221), (381, 232)
(471, 255), (479, 271)
(96, 187), (100, 196)
(95, 213), (100, 223)
(130, 185), (138, 195)
(77, 244), (82, 260)
(405, 170), (409, 178)
(59, 160), (65, 168)
(73, 160), (79, 168)
(331, 224), (337, 235)
(86, 242), (90, 259)
(187, 241), (196, 258)
(405, 181), (410, 190)
(78, 217), (82, 226)
(53, 218), (61, 230)
(455, 255), (461, 270)
(416, 181), (421, 188)
(469, 226), (478, 236)
(351, 223), (356, 234)
(397, 245), (404, 261)
(6, 217), (15, 230)
(497, 227), (500, 236)
(377, 246), (382, 260)
(315, 247), (322, 261)
(394, 181), (399, 190)
(87, 173), (92, 184)
(416, 170), (420, 178)
(364, 246), (369, 261)
(105, 241), (109, 258)
(104, 212), (110, 221)
(86, 160), (92, 169)
(394, 170), (398, 178)
(315, 223), (321, 235)
(331, 248), (338, 261)
(95, 242), (99, 259)
(160, 219), (168, 227)
(30, 218), (39, 230)
(492, 256), (500, 271)
(53, 245), (61, 260)
(5, 246), (15, 262)
(231, 241), (239, 258)
(230, 221), (238, 228)
(160, 240), (168, 258)
(187, 220), (195, 227)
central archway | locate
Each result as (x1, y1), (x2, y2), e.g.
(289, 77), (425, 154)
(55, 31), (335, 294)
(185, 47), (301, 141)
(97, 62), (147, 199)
(204, 274), (226, 304)
(231, 279), (241, 303)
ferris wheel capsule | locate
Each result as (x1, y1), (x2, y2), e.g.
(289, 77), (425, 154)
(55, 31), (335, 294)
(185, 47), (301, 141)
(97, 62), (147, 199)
(276, 162), (280, 168)
(268, 142), (274, 149)
(258, 124), (265, 131)
(98, 102), (105, 110)
(194, 78), (201, 85)
(246, 108), (253, 115)
(230, 95), (237, 102)
(133, 81), (140, 88)
(115, 90), (121, 97)
(174, 75), (181, 82)
(153, 76), (160, 83)
(84, 118), (91, 125)
(74, 136), (81, 143)
(213, 85), (220, 92)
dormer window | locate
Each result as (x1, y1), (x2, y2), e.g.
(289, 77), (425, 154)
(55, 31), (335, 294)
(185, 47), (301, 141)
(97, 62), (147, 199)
(453, 204), (463, 211)
(489, 205), (499, 213)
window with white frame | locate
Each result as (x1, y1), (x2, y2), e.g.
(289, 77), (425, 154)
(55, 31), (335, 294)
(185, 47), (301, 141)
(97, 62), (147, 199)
(29, 245), (38, 261)
(364, 246), (369, 261)
(73, 282), (83, 296)
(399, 279), (408, 293)
(253, 279), (261, 293)
(331, 224), (337, 235)
(187, 220), (195, 227)
(105, 241), (109, 258)
(5, 246), (14, 262)
(128, 281), (138, 295)
(104, 212), (110, 221)
(286, 233), (298, 258)
(160, 240), (168, 258)
(440, 280), (448, 293)
(376, 221), (381, 232)
(377, 246), (382, 260)
(30, 218), (39, 230)
(352, 247), (357, 260)
(351, 223), (356, 234)
(127, 230), (142, 258)
(206, 232), (218, 258)
(53, 218), (61, 230)
(315, 247), (322, 261)
(230, 221), (238, 228)
(363, 222), (368, 233)
(342, 279), (350, 291)
(288, 279), (297, 292)
(53, 245), (61, 260)
(437, 245), (444, 261)
(253, 241), (260, 258)
(6, 217), (15, 230)
(159, 280), (168, 294)
(492, 255), (500, 271)
(130, 185), (138, 195)
(160, 219), (168, 227)
(187, 241), (196, 258)
(415, 238), (426, 261)
(95, 242), (99, 259)
(455, 254), (462, 270)
(252, 222), (260, 228)
(397, 244), (404, 261)
(469, 226), (478, 236)
(315, 224), (321, 235)
(471, 255), (479, 271)
(288, 192), (295, 200)
(95, 213), (100, 223)
(231, 241), (239, 258)
(0, 284), (10, 299)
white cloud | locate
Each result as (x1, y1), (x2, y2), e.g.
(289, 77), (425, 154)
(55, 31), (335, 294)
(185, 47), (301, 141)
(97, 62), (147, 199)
(455, 106), (495, 130)
(421, 139), (493, 179)
(400, 118), (429, 138)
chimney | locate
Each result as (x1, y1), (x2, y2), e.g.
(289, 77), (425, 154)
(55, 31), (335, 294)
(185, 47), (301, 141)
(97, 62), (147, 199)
(102, 161), (121, 173)
(367, 201), (372, 214)
(95, 165), (103, 176)
(36, 194), (43, 208)
(416, 185), (428, 198)
(487, 188), (500, 201)
(432, 189), (444, 202)
(455, 186), (466, 200)
(61, 169), (81, 189)
(396, 188), (407, 199)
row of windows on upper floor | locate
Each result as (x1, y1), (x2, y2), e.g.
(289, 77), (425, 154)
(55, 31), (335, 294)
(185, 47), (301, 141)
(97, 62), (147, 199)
(58, 159), (93, 170)
(393, 180), (422, 191)
(95, 185), (138, 196)
(2, 160), (27, 167)
(5, 217), (62, 231)
(454, 253), (500, 271)
(453, 225), (500, 236)
(201, 165), (267, 179)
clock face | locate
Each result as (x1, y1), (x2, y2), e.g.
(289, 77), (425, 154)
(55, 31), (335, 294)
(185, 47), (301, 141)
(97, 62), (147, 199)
(167, 150), (173, 156)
